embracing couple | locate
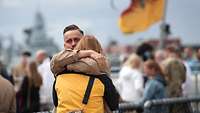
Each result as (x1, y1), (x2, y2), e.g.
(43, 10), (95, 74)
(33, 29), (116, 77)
(50, 25), (119, 113)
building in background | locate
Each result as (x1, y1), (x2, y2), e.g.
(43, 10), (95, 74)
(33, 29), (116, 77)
(0, 34), (21, 68)
(0, 11), (59, 69)
(24, 11), (59, 57)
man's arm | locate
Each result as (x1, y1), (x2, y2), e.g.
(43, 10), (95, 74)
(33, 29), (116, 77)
(78, 51), (110, 74)
(50, 49), (101, 75)
(50, 49), (79, 75)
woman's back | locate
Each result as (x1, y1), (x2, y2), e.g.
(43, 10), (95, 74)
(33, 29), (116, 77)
(55, 73), (104, 113)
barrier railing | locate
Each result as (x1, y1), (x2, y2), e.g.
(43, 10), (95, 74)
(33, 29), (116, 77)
(35, 96), (200, 113)
(116, 96), (200, 113)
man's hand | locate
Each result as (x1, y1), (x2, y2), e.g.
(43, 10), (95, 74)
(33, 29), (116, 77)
(78, 50), (106, 65)
(90, 51), (105, 60)
(78, 50), (110, 74)
(90, 52), (110, 74)
(78, 50), (103, 59)
(78, 50), (95, 58)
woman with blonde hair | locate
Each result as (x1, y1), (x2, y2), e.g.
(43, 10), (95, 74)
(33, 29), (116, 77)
(161, 58), (192, 113)
(67, 35), (110, 75)
(117, 53), (144, 102)
(162, 58), (186, 97)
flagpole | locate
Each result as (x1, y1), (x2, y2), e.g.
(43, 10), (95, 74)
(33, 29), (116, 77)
(159, 0), (168, 49)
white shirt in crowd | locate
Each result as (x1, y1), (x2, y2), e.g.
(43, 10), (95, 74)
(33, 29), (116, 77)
(38, 58), (55, 104)
(182, 61), (193, 96)
(117, 66), (144, 102)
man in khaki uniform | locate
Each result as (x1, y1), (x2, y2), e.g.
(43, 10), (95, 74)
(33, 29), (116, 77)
(0, 75), (16, 113)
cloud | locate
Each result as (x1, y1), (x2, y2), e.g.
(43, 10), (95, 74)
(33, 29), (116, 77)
(0, 0), (100, 9)
(42, 0), (98, 8)
(1, 0), (21, 8)
(0, 0), (33, 8)
(1, 0), (200, 46)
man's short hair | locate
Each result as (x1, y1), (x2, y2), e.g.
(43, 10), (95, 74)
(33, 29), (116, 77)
(63, 24), (84, 35)
(21, 51), (31, 57)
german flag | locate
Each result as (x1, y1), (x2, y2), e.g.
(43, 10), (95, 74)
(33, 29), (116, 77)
(118, 0), (165, 34)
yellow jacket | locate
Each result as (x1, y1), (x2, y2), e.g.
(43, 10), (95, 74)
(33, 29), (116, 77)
(55, 73), (104, 113)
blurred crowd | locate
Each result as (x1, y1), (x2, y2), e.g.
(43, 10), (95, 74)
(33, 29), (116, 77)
(1, 42), (200, 113)
(0, 50), (54, 113)
(108, 43), (200, 113)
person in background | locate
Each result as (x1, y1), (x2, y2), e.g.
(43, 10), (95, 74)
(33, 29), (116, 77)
(189, 48), (200, 73)
(27, 61), (43, 112)
(162, 58), (186, 97)
(164, 45), (192, 96)
(36, 50), (54, 111)
(11, 51), (31, 113)
(117, 53), (143, 103)
(17, 61), (43, 113)
(140, 59), (167, 113)
(162, 58), (192, 113)
(136, 43), (154, 62)
(12, 51), (31, 92)
(0, 74), (16, 113)
(196, 48), (200, 63)
(154, 49), (166, 64)
(183, 47), (194, 62)
(0, 60), (11, 81)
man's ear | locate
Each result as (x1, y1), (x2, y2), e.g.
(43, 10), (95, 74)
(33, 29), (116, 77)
(64, 43), (66, 49)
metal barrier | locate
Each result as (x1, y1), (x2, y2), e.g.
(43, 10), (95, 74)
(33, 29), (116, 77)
(116, 96), (200, 113)
(35, 96), (200, 113)
(114, 102), (142, 113)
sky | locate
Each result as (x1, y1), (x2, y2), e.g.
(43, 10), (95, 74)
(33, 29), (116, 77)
(0, 0), (200, 49)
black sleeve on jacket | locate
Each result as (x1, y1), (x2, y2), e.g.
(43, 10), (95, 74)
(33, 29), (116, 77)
(98, 75), (120, 111)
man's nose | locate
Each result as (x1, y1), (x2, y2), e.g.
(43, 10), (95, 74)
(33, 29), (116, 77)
(71, 40), (77, 48)
(72, 40), (76, 46)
